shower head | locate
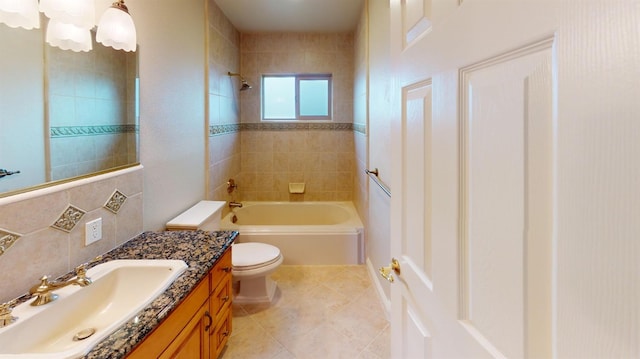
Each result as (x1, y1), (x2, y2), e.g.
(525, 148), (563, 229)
(228, 71), (252, 92)
(240, 80), (252, 91)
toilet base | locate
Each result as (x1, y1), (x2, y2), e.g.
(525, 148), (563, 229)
(233, 276), (278, 304)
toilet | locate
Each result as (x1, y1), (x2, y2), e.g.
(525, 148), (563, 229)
(166, 200), (283, 304)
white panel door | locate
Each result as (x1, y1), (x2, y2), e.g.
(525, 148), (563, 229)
(388, 0), (638, 358)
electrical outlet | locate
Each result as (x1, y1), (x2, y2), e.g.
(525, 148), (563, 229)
(85, 218), (102, 246)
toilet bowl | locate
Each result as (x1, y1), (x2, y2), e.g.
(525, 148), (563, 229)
(166, 200), (283, 304)
(232, 242), (283, 304)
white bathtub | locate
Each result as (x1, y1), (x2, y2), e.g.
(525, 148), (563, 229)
(220, 201), (364, 265)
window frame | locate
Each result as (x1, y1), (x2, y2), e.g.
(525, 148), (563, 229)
(261, 73), (333, 122)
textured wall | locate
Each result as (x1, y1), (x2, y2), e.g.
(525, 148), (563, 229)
(0, 0), (208, 302)
(137, 0), (207, 230)
(0, 167), (143, 302)
(238, 33), (355, 201)
(206, 0), (242, 208)
(353, 1), (369, 247)
(364, 0), (391, 303)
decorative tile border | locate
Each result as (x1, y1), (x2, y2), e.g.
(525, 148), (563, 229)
(0, 229), (21, 256)
(209, 122), (357, 136)
(51, 205), (86, 232)
(209, 124), (241, 136)
(51, 125), (139, 138)
(104, 190), (127, 214)
(353, 123), (366, 134)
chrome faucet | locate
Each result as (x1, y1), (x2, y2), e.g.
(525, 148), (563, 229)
(229, 201), (243, 208)
(29, 264), (92, 306)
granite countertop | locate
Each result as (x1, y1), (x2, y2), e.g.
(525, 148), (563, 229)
(69, 229), (238, 358)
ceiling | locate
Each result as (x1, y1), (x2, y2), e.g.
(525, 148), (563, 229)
(214, 0), (365, 33)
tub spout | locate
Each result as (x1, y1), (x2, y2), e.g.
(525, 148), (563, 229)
(229, 201), (243, 208)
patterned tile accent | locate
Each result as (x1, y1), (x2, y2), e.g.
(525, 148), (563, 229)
(209, 124), (241, 136)
(353, 123), (366, 134)
(209, 122), (355, 136)
(50, 125), (139, 138)
(51, 205), (86, 232)
(243, 122), (354, 131)
(0, 229), (21, 256)
(104, 190), (128, 214)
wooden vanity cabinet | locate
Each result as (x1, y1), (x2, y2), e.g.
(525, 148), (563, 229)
(209, 248), (233, 358)
(127, 248), (233, 359)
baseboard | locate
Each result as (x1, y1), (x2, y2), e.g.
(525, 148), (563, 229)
(366, 257), (391, 321)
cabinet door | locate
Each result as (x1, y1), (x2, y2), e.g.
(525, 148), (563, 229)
(160, 304), (211, 359)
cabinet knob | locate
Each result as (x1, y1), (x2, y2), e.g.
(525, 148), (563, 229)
(221, 295), (229, 303)
(222, 267), (232, 273)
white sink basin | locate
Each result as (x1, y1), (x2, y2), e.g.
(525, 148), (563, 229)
(0, 259), (188, 358)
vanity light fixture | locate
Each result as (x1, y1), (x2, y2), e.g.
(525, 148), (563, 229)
(96, 0), (137, 52)
(45, 19), (92, 52)
(0, 0), (40, 30)
(39, 0), (95, 29)
(39, 0), (94, 52)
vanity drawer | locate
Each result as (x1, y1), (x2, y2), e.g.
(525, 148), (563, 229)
(211, 276), (232, 321)
(211, 310), (232, 359)
(210, 248), (232, 291)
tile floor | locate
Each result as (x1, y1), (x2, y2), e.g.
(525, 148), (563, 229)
(220, 265), (391, 359)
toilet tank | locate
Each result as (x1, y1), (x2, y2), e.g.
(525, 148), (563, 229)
(166, 201), (226, 231)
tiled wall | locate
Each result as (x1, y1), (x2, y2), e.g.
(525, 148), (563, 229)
(354, 2), (369, 230)
(47, 39), (138, 180)
(239, 33), (355, 201)
(207, 0), (242, 208)
(240, 127), (354, 201)
(365, 0), (392, 302)
(0, 167), (143, 302)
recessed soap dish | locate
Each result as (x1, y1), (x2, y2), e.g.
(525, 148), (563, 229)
(288, 183), (305, 194)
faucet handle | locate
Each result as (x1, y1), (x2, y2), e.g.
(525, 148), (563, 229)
(75, 255), (103, 276)
(0, 299), (18, 327)
(0, 299), (16, 313)
(75, 264), (88, 278)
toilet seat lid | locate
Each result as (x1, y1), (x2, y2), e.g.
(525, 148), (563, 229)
(232, 243), (281, 268)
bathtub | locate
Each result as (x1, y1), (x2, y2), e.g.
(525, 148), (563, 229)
(220, 201), (364, 265)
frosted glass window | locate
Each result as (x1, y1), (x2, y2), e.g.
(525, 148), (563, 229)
(263, 76), (296, 119)
(262, 74), (332, 121)
(300, 79), (329, 116)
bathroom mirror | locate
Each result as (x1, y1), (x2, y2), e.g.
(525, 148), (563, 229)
(0, 23), (139, 198)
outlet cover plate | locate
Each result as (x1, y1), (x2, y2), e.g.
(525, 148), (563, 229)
(85, 218), (102, 246)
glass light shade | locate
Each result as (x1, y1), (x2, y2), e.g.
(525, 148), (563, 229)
(39, 0), (94, 29)
(46, 19), (92, 52)
(96, 4), (137, 52)
(0, 0), (40, 29)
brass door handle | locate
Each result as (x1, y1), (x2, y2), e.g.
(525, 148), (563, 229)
(379, 258), (400, 283)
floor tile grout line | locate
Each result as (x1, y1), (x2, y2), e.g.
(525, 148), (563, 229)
(223, 265), (390, 359)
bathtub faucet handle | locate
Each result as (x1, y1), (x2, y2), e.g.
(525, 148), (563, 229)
(227, 179), (238, 194)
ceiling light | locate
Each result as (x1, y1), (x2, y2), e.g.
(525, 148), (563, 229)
(46, 18), (92, 52)
(96, 0), (137, 52)
(0, 0), (40, 30)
